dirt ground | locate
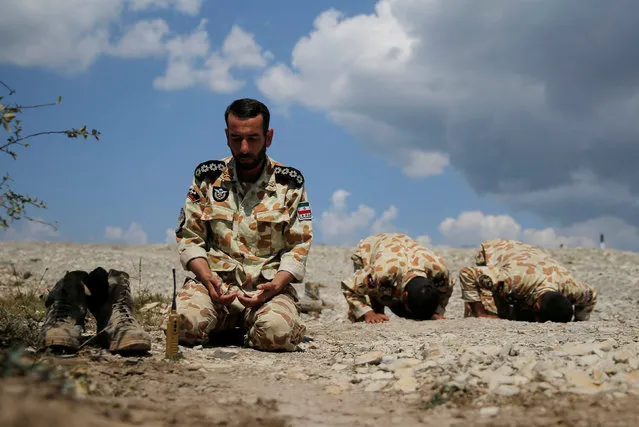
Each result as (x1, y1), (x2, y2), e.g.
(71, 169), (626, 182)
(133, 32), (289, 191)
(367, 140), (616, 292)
(1, 325), (638, 427)
(2, 242), (639, 426)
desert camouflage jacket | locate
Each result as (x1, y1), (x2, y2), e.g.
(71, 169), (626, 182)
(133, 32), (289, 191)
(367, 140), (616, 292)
(459, 239), (598, 320)
(341, 233), (454, 321)
(175, 155), (313, 291)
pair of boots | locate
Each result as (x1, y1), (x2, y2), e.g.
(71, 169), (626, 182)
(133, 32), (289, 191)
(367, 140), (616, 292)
(40, 267), (151, 354)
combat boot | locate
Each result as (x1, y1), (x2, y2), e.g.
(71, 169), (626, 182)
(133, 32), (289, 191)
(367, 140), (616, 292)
(88, 269), (151, 354)
(84, 267), (111, 348)
(40, 271), (89, 353)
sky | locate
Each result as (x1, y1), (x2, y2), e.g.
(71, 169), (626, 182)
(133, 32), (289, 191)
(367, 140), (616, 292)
(1, 0), (638, 252)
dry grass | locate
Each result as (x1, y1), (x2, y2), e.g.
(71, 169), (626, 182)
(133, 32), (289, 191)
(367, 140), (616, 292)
(0, 259), (169, 349)
(0, 287), (45, 349)
(132, 288), (170, 329)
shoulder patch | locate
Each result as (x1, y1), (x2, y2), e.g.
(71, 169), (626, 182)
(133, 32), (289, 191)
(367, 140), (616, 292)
(187, 188), (200, 202)
(194, 160), (226, 182)
(478, 274), (493, 290)
(274, 165), (304, 188)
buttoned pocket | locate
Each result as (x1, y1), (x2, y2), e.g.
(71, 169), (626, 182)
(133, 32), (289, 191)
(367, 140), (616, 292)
(253, 210), (291, 257)
(201, 205), (236, 250)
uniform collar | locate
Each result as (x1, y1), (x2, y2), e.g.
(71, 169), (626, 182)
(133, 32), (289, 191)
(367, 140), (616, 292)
(221, 155), (277, 191)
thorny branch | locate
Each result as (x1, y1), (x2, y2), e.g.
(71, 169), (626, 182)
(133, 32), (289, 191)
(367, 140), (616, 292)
(0, 80), (15, 95)
(0, 79), (101, 230)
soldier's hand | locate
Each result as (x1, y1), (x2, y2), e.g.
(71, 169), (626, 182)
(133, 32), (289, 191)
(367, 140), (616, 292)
(364, 312), (389, 324)
(203, 276), (237, 305)
(237, 281), (285, 307)
(187, 258), (236, 305)
(431, 313), (447, 320)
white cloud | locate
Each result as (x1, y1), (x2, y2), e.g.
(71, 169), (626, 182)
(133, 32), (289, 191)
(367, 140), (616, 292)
(319, 190), (375, 246)
(104, 222), (148, 245)
(522, 228), (596, 249)
(0, 0), (262, 94)
(108, 19), (170, 58)
(257, 0), (639, 231)
(0, 0), (123, 72)
(0, 219), (61, 242)
(547, 216), (639, 252)
(401, 149), (449, 178)
(258, 4), (414, 109)
(371, 205), (398, 235)
(319, 189), (404, 246)
(435, 210), (639, 250)
(0, 0), (189, 72)
(438, 211), (522, 247)
(154, 22), (272, 93)
(129, 0), (204, 16)
(316, 193), (628, 251)
(415, 234), (433, 248)
(151, 19), (210, 90)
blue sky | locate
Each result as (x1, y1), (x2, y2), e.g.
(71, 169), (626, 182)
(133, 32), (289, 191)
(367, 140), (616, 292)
(1, 0), (638, 251)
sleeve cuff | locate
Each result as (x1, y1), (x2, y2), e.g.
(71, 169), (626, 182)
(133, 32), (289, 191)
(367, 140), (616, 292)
(179, 246), (208, 270)
(460, 288), (481, 303)
(278, 258), (306, 281)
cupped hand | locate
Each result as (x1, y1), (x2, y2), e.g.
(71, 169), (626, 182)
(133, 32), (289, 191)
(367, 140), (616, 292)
(236, 281), (284, 307)
(202, 275), (237, 305)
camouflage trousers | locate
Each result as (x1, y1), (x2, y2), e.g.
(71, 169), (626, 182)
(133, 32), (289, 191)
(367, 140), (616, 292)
(160, 279), (306, 352)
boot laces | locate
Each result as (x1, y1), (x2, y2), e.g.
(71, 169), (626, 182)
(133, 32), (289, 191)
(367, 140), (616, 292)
(50, 292), (76, 323)
(113, 288), (136, 324)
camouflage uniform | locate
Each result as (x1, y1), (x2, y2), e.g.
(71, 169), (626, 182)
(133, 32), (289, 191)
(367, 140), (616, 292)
(162, 155), (312, 351)
(459, 239), (598, 321)
(341, 233), (454, 321)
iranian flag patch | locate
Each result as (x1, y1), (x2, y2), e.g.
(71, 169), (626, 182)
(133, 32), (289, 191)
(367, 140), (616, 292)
(297, 202), (312, 221)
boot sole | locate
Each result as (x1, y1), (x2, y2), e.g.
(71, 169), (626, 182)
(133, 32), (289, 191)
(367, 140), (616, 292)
(43, 339), (79, 353)
(110, 338), (151, 354)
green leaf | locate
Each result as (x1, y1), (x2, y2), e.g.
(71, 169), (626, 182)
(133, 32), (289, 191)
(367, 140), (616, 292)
(3, 121), (9, 132)
(57, 96), (62, 104)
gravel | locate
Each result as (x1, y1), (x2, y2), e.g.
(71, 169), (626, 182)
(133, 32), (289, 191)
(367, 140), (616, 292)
(2, 241), (639, 406)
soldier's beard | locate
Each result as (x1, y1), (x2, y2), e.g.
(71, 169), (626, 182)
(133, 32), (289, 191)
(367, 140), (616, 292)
(235, 145), (267, 171)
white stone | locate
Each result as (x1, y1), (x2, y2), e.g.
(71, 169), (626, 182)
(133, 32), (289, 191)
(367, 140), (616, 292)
(493, 385), (520, 396)
(355, 351), (383, 366)
(613, 350), (631, 364)
(480, 407), (499, 417)
(371, 370), (394, 381)
(364, 381), (388, 392)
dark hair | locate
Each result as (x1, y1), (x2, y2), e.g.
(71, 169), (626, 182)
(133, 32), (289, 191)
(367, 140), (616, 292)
(403, 276), (439, 320)
(224, 98), (270, 135)
(536, 291), (573, 322)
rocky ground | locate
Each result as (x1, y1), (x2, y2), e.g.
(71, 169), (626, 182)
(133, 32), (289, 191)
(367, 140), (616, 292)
(1, 241), (639, 426)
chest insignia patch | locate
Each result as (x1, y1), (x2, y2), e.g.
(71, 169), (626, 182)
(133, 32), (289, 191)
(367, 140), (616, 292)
(213, 186), (229, 202)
